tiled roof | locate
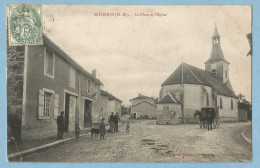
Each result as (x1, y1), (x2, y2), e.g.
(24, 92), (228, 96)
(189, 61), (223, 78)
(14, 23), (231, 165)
(101, 90), (122, 102)
(246, 33), (252, 56)
(130, 94), (155, 101)
(132, 100), (157, 107)
(205, 45), (228, 64)
(157, 93), (181, 104)
(101, 90), (110, 96)
(161, 63), (237, 98)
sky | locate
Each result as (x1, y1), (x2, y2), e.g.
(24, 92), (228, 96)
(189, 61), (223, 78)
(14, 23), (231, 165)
(42, 5), (252, 105)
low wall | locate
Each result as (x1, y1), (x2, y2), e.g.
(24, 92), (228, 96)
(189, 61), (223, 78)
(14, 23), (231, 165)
(220, 117), (238, 123)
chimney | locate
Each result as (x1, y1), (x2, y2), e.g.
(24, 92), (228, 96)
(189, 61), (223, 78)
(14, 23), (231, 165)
(138, 93), (141, 97)
(92, 69), (96, 78)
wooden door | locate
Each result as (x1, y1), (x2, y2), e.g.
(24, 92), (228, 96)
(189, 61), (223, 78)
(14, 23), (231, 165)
(68, 95), (76, 132)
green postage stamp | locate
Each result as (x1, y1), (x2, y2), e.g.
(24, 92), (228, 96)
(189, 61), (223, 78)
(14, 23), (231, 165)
(8, 5), (43, 46)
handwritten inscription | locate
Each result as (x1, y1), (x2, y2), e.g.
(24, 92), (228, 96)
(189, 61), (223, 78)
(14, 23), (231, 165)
(94, 12), (167, 17)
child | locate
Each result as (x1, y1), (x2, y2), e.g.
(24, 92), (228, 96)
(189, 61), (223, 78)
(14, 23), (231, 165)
(100, 118), (106, 140)
(126, 121), (130, 133)
(75, 123), (81, 141)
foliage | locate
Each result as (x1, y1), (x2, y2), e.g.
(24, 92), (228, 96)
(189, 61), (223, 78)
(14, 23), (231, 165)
(237, 93), (252, 120)
(121, 105), (130, 115)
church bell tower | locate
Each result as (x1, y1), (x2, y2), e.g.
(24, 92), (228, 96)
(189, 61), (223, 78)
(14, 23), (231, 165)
(205, 24), (230, 85)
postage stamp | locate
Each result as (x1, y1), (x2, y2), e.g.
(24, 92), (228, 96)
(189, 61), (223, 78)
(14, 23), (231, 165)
(8, 5), (43, 46)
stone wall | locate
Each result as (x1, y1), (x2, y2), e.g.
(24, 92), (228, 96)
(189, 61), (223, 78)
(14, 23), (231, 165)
(7, 46), (25, 140)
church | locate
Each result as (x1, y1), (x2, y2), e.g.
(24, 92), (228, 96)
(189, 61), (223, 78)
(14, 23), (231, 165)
(157, 25), (238, 124)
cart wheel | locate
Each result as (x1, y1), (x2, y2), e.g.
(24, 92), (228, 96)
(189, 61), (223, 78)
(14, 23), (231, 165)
(213, 122), (216, 129)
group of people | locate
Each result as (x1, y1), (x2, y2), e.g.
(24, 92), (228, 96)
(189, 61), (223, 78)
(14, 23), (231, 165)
(56, 111), (128, 141)
(109, 112), (120, 133)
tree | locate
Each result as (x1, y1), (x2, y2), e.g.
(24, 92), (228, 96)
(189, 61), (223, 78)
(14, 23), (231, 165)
(121, 105), (130, 115)
(237, 93), (252, 120)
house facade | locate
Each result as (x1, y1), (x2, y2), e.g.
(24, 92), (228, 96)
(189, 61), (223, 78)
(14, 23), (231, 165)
(157, 93), (182, 124)
(157, 25), (238, 124)
(130, 94), (157, 119)
(101, 90), (122, 123)
(108, 94), (122, 118)
(7, 34), (103, 140)
(101, 90), (109, 124)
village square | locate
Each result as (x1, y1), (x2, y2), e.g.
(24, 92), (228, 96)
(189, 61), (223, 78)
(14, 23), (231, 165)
(6, 5), (252, 162)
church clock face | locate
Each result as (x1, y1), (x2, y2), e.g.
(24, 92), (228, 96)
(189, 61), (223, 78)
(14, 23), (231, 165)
(211, 63), (216, 69)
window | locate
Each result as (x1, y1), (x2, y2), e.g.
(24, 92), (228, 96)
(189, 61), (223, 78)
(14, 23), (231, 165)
(69, 66), (76, 88)
(220, 98), (223, 109)
(225, 70), (228, 78)
(206, 93), (209, 106)
(100, 107), (103, 117)
(44, 49), (55, 78)
(163, 106), (169, 112)
(231, 99), (233, 110)
(43, 92), (52, 117)
(38, 89), (57, 119)
(87, 79), (91, 93)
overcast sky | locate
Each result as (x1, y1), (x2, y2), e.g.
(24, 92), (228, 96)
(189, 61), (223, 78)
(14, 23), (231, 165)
(42, 5), (251, 105)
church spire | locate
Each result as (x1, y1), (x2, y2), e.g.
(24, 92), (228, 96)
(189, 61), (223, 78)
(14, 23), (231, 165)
(205, 24), (228, 64)
(212, 23), (220, 38)
(205, 24), (231, 85)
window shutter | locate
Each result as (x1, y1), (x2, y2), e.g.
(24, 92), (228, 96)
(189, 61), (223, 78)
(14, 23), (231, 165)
(38, 89), (44, 119)
(54, 94), (59, 119)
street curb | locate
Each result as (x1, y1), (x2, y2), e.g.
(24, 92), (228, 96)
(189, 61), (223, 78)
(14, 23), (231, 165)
(241, 128), (252, 144)
(7, 126), (110, 160)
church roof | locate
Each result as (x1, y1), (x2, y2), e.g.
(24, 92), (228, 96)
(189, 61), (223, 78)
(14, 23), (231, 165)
(161, 63), (237, 98)
(157, 93), (181, 104)
(205, 45), (229, 64)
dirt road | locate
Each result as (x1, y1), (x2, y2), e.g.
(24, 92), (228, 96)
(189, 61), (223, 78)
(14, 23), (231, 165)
(20, 119), (251, 162)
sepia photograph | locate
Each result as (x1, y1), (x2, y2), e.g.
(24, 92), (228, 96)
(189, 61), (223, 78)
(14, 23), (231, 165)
(6, 5), (252, 162)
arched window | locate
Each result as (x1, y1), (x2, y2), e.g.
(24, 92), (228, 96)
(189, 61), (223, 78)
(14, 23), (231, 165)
(231, 99), (233, 110)
(220, 98), (223, 109)
(225, 70), (228, 78)
(206, 93), (209, 106)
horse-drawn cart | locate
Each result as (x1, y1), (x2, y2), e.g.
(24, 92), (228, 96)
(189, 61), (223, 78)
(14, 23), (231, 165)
(213, 116), (220, 129)
(194, 107), (220, 131)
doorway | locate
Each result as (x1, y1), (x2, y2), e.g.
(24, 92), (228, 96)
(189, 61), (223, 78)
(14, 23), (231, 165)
(64, 93), (77, 132)
(64, 93), (70, 132)
(84, 99), (92, 128)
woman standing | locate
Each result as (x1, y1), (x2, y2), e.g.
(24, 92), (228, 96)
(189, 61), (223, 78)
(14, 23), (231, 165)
(100, 118), (106, 140)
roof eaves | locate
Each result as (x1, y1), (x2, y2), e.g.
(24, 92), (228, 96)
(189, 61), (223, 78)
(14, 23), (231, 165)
(43, 34), (103, 86)
(132, 100), (157, 107)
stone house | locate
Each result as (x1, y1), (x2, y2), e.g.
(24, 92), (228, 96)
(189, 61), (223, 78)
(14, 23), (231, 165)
(7, 34), (103, 140)
(157, 93), (182, 124)
(108, 93), (122, 119)
(130, 94), (157, 119)
(101, 90), (122, 123)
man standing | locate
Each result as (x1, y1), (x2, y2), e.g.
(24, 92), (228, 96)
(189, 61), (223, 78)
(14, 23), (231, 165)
(57, 111), (65, 139)
(109, 112), (114, 132)
(113, 113), (119, 132)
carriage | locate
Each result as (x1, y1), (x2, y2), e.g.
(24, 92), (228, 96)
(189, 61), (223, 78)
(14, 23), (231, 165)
(194, 107), (220, 130)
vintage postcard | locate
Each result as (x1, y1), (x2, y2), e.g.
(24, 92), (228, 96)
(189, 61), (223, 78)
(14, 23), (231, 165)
(6, 4), (252, 163)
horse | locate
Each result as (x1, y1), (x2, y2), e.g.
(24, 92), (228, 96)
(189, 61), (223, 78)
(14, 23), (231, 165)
(204, 109), (216, 131)
(194, 110), (207, 128)
(194, 108), (216, 131)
